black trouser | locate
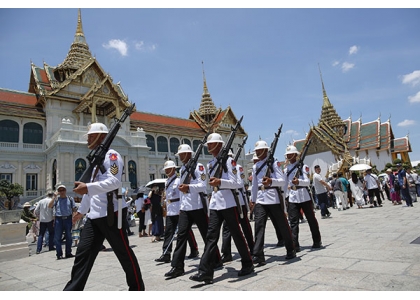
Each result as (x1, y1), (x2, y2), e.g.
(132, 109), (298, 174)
(36, 220), (55, 252)
(138, 211), (145, 232)
(199, 207), (252, 276)
(161, 215), (198, 255)
(316, 192), (330, 217)
(253, 203), (294, 259)
(288, 200), (321, 248)
(63, 208), (145, 291)
(368, 188), (382, 206)
(171, 209), (220, 269)
(221, 204), (254, 256)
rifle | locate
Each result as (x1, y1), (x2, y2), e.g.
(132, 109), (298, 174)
(259, 125), (285, 212)
(78, 103), (135, 229)
(180, 131), (210, 215)
(234, 136), (250, 213)
(286, 137), (313, 179)
(209, 116), (244, 218)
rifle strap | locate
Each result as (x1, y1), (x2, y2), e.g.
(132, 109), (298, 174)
(255, 161), (267, 177)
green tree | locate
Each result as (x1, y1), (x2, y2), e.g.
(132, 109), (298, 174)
(0, 179), (24, 210)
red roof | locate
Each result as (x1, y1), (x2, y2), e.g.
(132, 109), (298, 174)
(0, 88), (38, 105)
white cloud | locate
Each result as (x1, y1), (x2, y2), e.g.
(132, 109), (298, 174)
(397, 119), (416, 127)
(402, 70), (420, 87)
(408, 91), (420, 103)
(285, 129), (299, 136)
(349, 45), (359, 55)
(102, 39), (128, 56)
(332, 60), (340, 67)
(341, 62), (355, 73)
(135, 41), (157, 52)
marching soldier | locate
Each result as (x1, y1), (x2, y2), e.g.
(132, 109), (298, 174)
(65, 123), (145, 291)
(251, 140), (296, 267)
(155, 160), (199, 263)
(190, 133), (254, 284)
(284, 145), (322, 252)
(164, 144), (220, 278)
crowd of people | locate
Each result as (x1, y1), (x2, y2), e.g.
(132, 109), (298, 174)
(19, 122), (420, 290)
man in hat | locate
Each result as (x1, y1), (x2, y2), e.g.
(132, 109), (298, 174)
(284, 145), (322, 252)
(64, 123), (145, 291)
(21, 202), (37, 242)
(250, 140), (296, 268)
(48, 184), (75, 259)
(164, 143), (218, 279)
(34, 190), (55, 254)
(190, 133), (254, 284)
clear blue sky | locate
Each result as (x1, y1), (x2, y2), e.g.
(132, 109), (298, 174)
(1, 5), (420, 163)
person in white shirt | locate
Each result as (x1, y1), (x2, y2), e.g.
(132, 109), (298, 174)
(312, 165), (332, 218)
(64, 123), (145, 291)
(34, 190), (55, 254)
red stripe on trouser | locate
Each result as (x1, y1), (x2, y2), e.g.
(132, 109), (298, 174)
(118, 227), (143, 290)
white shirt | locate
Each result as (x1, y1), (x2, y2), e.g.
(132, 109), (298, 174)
(178, 163), (207, 211)
(165, 173), (181, 216)
(313, 173), (328, 194)
(34, 196), (54, 222)
(78, 149), (127, 219)
(251, 157), (286, 205)
(285, 162), (311, 203)
(363, 173), (379, 190)
(208, 156), (242, 210)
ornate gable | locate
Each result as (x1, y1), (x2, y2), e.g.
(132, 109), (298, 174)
(359, 118), (381, 150)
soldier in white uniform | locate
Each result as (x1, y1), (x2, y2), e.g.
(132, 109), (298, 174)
(251, 141), (296, 267)
(190, 133), (254, 284)
(165, 144), (219, 278)
(220, 150), (254, 264)
(154, 160), (199, 263)
(284, 145), (322, 252)
(64, 123), (145, 291)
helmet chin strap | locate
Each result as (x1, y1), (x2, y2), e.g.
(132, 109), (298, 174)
(257, 149), (267, 159)
(88, 134), (102, 150)
(207, 143), (219, 154)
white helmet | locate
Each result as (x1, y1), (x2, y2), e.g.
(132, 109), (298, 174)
(175, 144), (193, 155)
(205, 133), (225, 146)
(163, 160), (178, 170)
(254, 140), (269, 151)
(284, 145), (300, 155)
(85, 123), (108, 136)
(252, 153), (258, 161)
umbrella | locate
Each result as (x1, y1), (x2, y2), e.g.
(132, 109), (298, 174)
(145, 178), (167, 188)
(349, 163), (372, 171)
(132, 185), (150, 194)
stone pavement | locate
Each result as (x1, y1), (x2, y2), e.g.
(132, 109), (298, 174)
(1, 199), (420, 292)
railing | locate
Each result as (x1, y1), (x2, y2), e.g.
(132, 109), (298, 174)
(0, 142), (44, 152)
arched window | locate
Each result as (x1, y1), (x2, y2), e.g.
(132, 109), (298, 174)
(0, 120), (19, 143)
(75, 158), (86, 181)
(169, 137), (180, 154)
(192, 139), (202, 152)
(181, 138), (191, 147)
(146, 134), (155, 152)
(23, 122), (43, 144)
(157, 136), (168, 153)
(128, 160), (137, 189)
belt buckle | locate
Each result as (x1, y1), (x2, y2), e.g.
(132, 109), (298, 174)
(260, 186), (265, 191)
(291, 186), (297, 191)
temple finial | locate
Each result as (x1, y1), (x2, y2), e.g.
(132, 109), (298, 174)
(318, 63), (331, 108)
(202, 61), (209, 95)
